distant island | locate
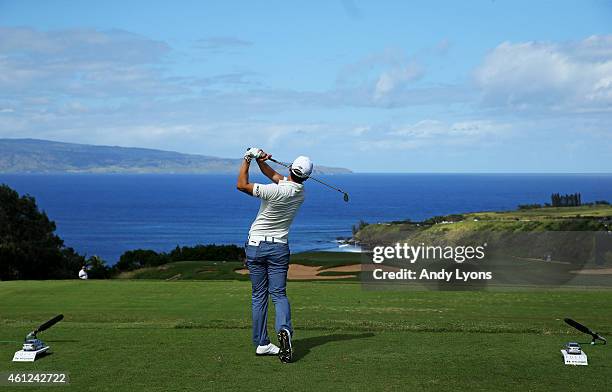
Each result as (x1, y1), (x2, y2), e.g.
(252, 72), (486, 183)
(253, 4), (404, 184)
(0, 138), (352, 175)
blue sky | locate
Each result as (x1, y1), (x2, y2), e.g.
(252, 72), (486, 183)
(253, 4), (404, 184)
(0, 0), (611, 172)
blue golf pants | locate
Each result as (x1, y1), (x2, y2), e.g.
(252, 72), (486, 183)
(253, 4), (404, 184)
(245, 241), (293, 347)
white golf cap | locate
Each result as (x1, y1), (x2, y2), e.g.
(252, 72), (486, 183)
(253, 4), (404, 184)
(291, 156), (313, 179)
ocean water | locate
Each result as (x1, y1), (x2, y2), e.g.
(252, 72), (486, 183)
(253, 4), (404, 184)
(1, 173), (611, 264)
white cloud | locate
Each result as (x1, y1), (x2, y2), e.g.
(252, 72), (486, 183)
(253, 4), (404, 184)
(391, 119), (509, 139)
(352, 119), (512, 152)
(0, 27), (177, 97)
(194, 36), (253, 51)
(337, 48), (425, 103)
(0, 27), (169, 64)
(0, 25), (609, 171)
(341, 0), (363, 20)
(434, 38), (452, 55)
(374, 64), (422, 100)
(475, 35), (612, 111)
(351, 126), (370, 136)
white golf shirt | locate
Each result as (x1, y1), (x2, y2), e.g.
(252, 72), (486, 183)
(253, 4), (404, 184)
(249, 178), (305, 240)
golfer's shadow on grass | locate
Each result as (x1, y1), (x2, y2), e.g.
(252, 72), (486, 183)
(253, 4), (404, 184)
(292, 333), (374, 362)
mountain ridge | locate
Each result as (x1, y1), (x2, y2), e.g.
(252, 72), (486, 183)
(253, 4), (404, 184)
(0, 138), (352, 175)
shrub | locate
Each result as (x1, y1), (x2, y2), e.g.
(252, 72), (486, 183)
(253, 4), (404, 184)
(0, 184), (84, 280)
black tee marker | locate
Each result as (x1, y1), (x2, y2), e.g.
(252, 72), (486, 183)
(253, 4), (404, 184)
(564, 318), (607, 345)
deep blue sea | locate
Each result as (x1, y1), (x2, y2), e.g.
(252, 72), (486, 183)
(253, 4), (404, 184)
(1, 173), (611, 264)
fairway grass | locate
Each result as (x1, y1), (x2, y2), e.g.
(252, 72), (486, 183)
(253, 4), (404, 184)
(1, 280), (611, 391)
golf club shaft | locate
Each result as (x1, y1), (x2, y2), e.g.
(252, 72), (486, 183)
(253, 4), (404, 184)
(268, 157), (347, 195)
(36, 314), (64, 333)
(564, 318), (592, 335)
(565, 318), (607, 343)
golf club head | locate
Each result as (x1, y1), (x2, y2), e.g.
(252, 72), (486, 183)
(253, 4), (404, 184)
(343, 193), (349, 202)
(592, 333), (607, 345)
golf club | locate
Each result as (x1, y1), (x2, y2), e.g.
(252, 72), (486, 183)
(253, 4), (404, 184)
(564, 318), (607, 345)
(268, 157), (350, 202)
(26, 314), (64, 340)
(13, 314), (64, 361)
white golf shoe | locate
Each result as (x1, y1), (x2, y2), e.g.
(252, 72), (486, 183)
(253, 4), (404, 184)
(255, 343), (280, 356)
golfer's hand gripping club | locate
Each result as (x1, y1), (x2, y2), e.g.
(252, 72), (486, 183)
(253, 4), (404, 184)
(244, 147), (264, 162)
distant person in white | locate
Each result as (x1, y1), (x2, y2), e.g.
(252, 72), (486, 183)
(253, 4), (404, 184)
(78, 266), (88, 280)
(236, 148), (313, 363)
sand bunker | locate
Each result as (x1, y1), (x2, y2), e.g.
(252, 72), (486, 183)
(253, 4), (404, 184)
(325, 265), (362, 273)
(571, 267), (612, 275)
(235, 263), (362, 280)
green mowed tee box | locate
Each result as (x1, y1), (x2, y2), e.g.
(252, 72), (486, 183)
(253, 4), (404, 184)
(1, 280), (610, 391)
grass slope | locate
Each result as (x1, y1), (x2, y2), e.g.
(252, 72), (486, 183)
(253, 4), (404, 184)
(117, 252), (362, 281)
(357, 205), (612, 243)
(117, 260), (249, 281)
(1, 280), (611, 391)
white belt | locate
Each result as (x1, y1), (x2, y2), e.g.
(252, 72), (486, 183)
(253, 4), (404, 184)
(248, 235), (288, 246)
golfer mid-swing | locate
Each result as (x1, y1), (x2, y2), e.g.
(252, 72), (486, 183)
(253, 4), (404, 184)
(237, 148), (312, 363)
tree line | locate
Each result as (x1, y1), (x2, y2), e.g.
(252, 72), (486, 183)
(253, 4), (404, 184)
(0, 184), (243, 280)
(518, 193), (610, 210)
(115, 245), (244, 272)
(551, 192), (581, 207)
